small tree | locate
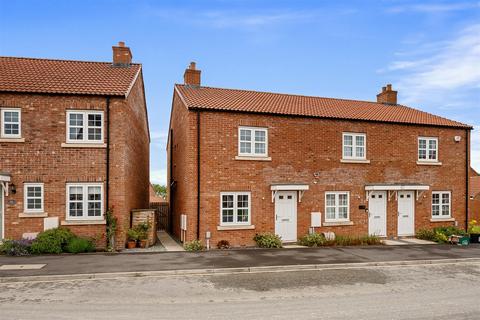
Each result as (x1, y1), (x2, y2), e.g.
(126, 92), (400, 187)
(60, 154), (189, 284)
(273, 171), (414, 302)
(152, 184), (167, 198)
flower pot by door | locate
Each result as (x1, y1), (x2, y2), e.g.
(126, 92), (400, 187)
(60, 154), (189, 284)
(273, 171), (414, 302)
(126, 241), (136, 249)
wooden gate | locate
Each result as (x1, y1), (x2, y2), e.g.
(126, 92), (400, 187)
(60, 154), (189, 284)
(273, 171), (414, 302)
(150, 202), (169, 231)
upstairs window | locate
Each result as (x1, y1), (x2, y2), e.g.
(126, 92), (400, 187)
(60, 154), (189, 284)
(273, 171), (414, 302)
(220, 192), (251, 225)
(1, 108), (21, 138)
(342, 133), (366, 160)
(238, 127), (268, 157)
(432, 191), (451, 218)
(418, 137), (438, 162)
(66, 111), (103, 143)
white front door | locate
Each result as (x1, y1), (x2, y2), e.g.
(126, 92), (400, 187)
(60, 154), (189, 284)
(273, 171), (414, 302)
(275, 191), (297, 242)
(398, 191), (415, 236)
(0, 185), (3, 240)
(368, 191), (387, 237)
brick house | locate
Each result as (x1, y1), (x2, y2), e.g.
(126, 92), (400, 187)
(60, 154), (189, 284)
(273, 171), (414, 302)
(470, 168), (480, 221)
(167, 63), (473, 247)
(0, 42), (150, 249)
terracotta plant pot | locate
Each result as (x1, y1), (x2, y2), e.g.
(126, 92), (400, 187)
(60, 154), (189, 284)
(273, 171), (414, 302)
(139, 239), (148, 248)
(126, 240), (136, 249)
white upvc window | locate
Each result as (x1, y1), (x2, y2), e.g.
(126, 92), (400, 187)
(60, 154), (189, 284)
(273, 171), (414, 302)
(418, 137), (438, 162)
(238, 127), (268, 157)
(325, 192), (350, 222)
(342, 133), (366, 160)
(66, 110), (104, 143)
(66, 183), (104, 220)
(1, 108), (21, 138)
(220, 192), (251, 226)
(432, 191), (451, 218)
(24, 183), (44, 213)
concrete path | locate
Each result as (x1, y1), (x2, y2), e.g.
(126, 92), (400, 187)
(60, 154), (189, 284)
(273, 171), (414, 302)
(157, 231), (184, 251)
(1, 244), (480, 279)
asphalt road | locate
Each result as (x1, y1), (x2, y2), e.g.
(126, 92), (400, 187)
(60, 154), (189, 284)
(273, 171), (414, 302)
(1, 261), (480, 319)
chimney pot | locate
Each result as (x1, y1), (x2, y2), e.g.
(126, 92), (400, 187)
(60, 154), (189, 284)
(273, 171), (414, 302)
(377, 84), (397, 105)
(112, 41), (132, 66)
(184, 61), (201, 86)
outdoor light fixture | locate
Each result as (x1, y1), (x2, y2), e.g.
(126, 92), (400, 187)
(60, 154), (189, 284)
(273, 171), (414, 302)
(10, 183), (16, 194)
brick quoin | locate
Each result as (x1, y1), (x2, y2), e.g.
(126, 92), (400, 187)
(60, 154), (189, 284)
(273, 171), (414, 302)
(168, 65), (471, 248)
(0, 44), (150, 250)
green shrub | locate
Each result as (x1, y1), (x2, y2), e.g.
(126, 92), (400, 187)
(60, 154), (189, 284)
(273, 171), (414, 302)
(184, 240), (204, 251)
(134, 222), (150, 240)
(127, 229), (139, 241)
(359, 235), (382, 245)
(253, 233), (283, 248)
(298, 233), (326, 247)
(65, 237), (95, 254)
(434, 231), (449, 243)
(433, 226), (466, 237)
(30, 228), (75, 254)
(468, 220), (480, 234)
(0, 239), (32, 256)
(416, 229), (436, 241)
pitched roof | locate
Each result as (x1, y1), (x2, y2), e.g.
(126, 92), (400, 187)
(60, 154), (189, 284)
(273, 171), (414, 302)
(175, 84), (471, 129)
(0, 57), (141, 96)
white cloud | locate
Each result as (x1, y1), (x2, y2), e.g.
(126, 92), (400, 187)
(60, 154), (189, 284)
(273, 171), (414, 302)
(393, 24), (480, 105)
(151, 130), (168, 149)
(387, 2), (479, 14)
(472, 126), (480, 172)
(150, 169), (167, 185)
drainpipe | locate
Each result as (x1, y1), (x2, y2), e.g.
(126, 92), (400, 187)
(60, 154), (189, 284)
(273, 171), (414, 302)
(196, 111), (201, 240)
(106, 97), (110, 211)
(465, 129), (470, 231)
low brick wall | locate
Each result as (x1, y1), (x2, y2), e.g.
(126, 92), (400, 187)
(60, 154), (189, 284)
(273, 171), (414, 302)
(131, 209), (157, 246)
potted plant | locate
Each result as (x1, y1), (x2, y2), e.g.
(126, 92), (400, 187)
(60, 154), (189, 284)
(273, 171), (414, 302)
(468, 220), (480, 243)
(126, 229), (138, 249)
(135, 222), (150, 248)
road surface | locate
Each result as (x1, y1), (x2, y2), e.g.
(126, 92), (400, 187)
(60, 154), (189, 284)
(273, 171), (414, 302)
(1, 261), (480, 319)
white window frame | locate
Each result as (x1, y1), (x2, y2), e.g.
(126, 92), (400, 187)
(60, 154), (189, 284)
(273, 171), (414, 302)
(325, 191), (350, 222)
(431, 191), (451, 219)
(219, 192), (251, 226)
(1, 108), (22, 138)
(24, 183), (44, 213)
(342, 132), (366, 160)
(238, 126), (268, 157)
(66, 110), (104, 144)
(66, 183), (104, 221)
(418, 137), (439, 162)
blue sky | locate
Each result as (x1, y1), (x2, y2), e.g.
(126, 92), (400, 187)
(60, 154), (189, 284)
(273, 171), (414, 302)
(1, 0), (479, 183)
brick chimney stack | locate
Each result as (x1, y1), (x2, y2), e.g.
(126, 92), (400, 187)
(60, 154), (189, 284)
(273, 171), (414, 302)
(112, 41), (132, 66)
(376, 84), (397, 105)
(184, 62), (201, 86)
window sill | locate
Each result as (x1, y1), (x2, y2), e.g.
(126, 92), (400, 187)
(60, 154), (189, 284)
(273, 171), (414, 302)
(340, 159), (370, 164)
(217, 225), (255, 231)
(61, 219), (106, 226)
(0, 137), (25, 143)
(430, 218), (455, 222)
(61, 143), (106, 148)
(323, 221), (354, 227)
(19, 212), (48, 218)
(235, 156), (271, 161)
(417, 161), (442, 166)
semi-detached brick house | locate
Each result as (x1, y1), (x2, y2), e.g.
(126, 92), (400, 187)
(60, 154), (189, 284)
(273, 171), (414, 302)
(168, 63), (473, 247)
(0, 42), (150, 249)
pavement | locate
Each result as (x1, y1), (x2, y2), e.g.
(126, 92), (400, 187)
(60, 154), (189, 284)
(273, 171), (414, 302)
(1, 244), (480, 280)
(2, 261), (480, 319)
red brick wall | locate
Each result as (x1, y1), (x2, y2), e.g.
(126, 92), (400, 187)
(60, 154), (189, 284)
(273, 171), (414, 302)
(0, 76), (149, 249)
(170, 104), (469, 247)
(167, 90), (198, 242)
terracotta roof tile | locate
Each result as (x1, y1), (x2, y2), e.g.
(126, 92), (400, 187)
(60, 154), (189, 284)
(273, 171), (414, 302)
(0, 57), (141, 96)
(175, 84), (471, 128)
